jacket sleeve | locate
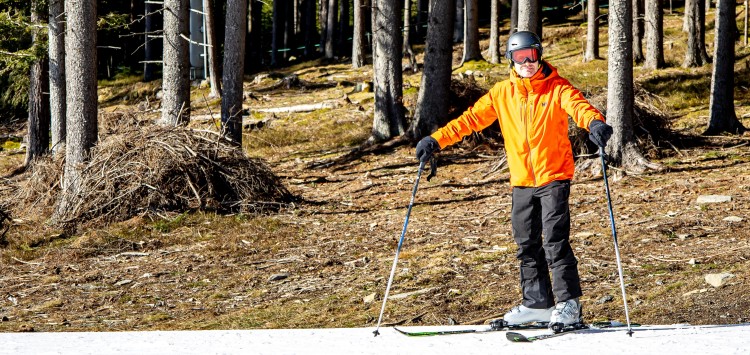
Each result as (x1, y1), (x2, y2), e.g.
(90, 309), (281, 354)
(430, 86), (501, 149)
(558, 79), (605, 131)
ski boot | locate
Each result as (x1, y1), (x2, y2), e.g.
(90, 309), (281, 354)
(549, 298), (586, 333)
(499, 305), (553, 329)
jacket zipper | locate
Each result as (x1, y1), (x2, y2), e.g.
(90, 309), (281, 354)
(522, 95), (537, 186)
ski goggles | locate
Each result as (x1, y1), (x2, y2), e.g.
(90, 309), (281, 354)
(509, 47), (541, 64)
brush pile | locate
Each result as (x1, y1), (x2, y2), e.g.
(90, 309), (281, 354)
(8, 112), (294, 228)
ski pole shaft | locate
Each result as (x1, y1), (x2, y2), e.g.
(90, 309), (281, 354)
(599, 147), (634, 336)
(373, 160), (426, 337)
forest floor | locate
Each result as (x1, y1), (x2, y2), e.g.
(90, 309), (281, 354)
(2, 17), (750, 333)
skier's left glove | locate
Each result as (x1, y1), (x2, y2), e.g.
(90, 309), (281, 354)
(588, 120), (613, 148)
(416, 136), (440, 163)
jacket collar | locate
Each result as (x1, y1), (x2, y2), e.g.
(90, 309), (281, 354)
(511, 61), (557, 96)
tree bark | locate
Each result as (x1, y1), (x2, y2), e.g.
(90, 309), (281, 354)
(411, 0), (456, 139)
(633, 0), (644, 62)
(271, 0), (284, 65)
(454, 0), (464, 42)
(162, 0), (191, 125)
(584, 0), (600, 62)
(371, 0), (405, 142)
(518, 0), (541, 38)
(49, 0), (66, 153)
(607, 0), (656, 173)
(489, 0), (502, 64)
(416, 0), (428, 40)
(353, 0), (367, 67)
(26, 0), (50, 166)
(204, 0), (221, 97)
(705, 0), (745, 135)
(698, 0), (711, 63)
(404, 0), (417, 71)
(644, 0), (664, 69)
(246, 0), (264, 69)
(338, 0), (349, 56)
(222, 0), (247, 145)
(57, 0), (98, 219)
(325, 0), (338, 58)
(510, 0), (519, 34)
(683, 0), (706, 67)
(461, 0), (483, 63)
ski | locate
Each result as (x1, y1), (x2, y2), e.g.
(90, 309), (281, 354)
(506, 321), (639, 343)
(394, 319), (548, 337)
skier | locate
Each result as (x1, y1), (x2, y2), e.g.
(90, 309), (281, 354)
(415, 31), (613, 330)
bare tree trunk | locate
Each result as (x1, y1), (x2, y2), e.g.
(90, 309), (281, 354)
(518, 0), (541, 37)
(705, 0), (745, 135)
(204, 0), (221, 97)
(247, 0), (264, 68)
(454, 0), (464, 42)
(49, 0), (66, 153)
(745, 0), (749, 47)
(489, 0), (502, 64)
(698, 0), (711, 63)
(325, 0), (337, 58)
(644, 0), (664, 69)
(404, 0), (418, 71)
(26, 0), (50, 166)
(222, 0), (247, 145)
(607, 0), (656, 173)
(584, 0), (600, 62)
(320, 0), (329, 52)
(271, 0), (284, 65)
(144, 1), (159, 81)
(57, 0), (98, 219)
(510, 0), (519, 34)
(461, 0), (482, 63)
(416, 0), (428, 40)
(683, 0), (706, 67)
(353, 0), (367, 67)
(162, 0), (191, 125)
(633, 0), (645, 63)
(338, 0), (349, 56)
(371, 0), (405, 142)
(411, 0), (456, 139)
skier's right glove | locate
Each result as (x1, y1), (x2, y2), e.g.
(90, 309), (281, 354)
(415, 136), (440, 163)
(588, 119), (613, 148)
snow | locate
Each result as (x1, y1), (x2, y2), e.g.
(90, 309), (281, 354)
(1, 323), (749, 355)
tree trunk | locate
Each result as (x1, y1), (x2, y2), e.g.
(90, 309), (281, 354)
(26, 0), (51, 166)
(353, 0), (367, 67)
(204, 0), (221, 97)
(411, 0), (456, 139)
(49, 0), (66, 153)
(371, 0), (405, 142)
(584, 0), (600, 62)
(683, 0), (706, 67)
(607, 0), (656, 173)
(404, 0), (417, 71)
(162, 0), (191, 125)
(644, 0), (664, 69)
(320, 0), (329, 52)
(705, 0), (745, 135)
(416, 0), (428, 40)
(454, 0), (464, 42)
(338, 0), (350, 56)
(285, 0), (296, 60)
(325, 0), (337, 58)
(246, 0), (264, 69)
(489, 0), (502, 64)
(221, 0), (247, 145)
(57, 0), (98, 219)
(518, 0), (541, 37)
(510, 0), (519, 34)
(144, 0), (159, 81)
(633, 0), (645, 63)
(271, 0), (284, 65)
(698, 0), (711, 63)
(461, 0), (483, 62)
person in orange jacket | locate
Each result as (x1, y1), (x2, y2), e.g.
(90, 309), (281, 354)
(416, 31), (613, 330)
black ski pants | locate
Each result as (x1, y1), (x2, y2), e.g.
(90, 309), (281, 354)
(511, 180), (582, 309)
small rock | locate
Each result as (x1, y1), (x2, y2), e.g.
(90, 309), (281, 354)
(688, 258), (699, 265)
(268, 273), (289, 282)
(114, 279), (133, 286)
(723, 216), (743, 222)
(597, 295), (614, 304)
(705, 273), (735, 288)
(677, 234), (692, 241)
(682, 288), (709, 297)
(696, 195), (732, 204)
(1, 316), (9, 322)
(363, 293), (377, 304)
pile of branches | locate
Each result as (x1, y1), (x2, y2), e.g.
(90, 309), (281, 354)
(10, 112), (295, 228)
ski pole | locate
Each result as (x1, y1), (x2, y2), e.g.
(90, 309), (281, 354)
(373, 160), (427, 337)
(598, 146), (634, 337)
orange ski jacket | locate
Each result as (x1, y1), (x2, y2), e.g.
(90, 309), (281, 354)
(430, 61), (605, 187)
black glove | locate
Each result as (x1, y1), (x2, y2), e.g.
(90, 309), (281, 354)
(415, 136), (440, 163)
(588, 120), (613, 148)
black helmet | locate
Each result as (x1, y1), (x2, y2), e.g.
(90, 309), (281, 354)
(505, 31), (543, 61)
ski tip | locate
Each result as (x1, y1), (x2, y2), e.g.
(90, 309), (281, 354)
(506, 331), (531, 342)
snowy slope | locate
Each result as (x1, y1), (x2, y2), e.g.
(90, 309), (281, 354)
(1, 324), (748, 355)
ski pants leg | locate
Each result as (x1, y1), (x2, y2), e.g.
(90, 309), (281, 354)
(511, 180), (582, 309)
